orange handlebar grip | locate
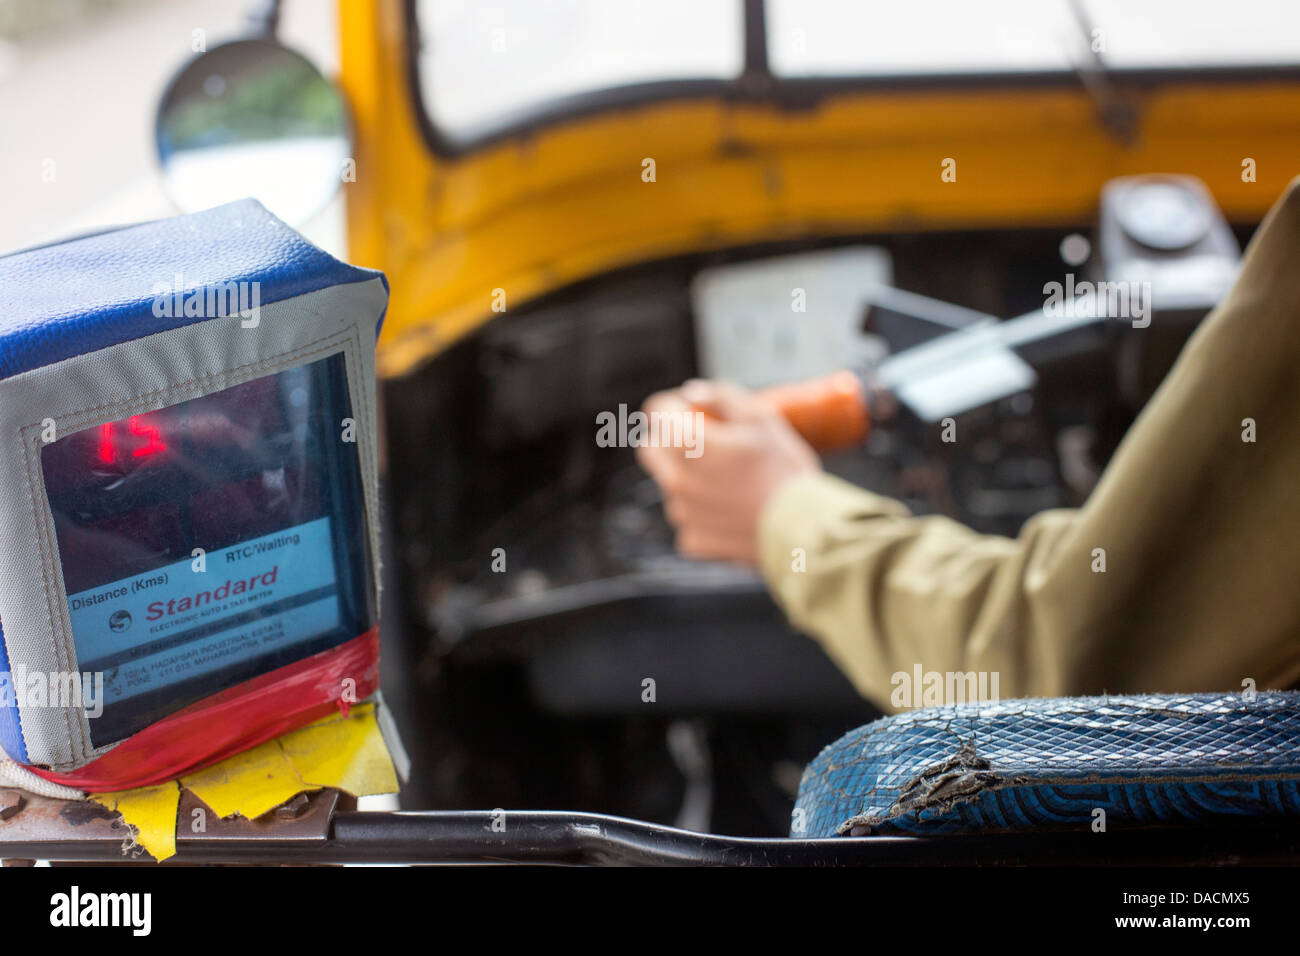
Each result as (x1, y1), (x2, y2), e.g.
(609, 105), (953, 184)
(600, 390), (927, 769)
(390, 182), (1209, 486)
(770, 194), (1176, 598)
(756, 370), (871, 453)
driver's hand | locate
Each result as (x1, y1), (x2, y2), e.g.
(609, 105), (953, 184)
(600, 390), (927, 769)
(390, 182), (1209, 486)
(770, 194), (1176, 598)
(636, 379), (821, 567)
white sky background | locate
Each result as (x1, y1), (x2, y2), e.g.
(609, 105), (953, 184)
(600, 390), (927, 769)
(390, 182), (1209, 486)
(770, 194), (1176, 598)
(419, 0), (1300, 135)
(5, 1), (1300, 254)
(0, 0), (337, 256)
(767, 0), (1300, 75)
(418, 0), (745, 135)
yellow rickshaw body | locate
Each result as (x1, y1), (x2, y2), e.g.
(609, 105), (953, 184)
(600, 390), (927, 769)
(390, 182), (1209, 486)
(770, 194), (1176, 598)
(340, 0), (1300, 378)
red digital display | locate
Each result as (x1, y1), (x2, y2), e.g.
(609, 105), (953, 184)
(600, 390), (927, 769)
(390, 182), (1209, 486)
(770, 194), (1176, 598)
(40, 352), (376, 750)
(97, 415), (167, 466)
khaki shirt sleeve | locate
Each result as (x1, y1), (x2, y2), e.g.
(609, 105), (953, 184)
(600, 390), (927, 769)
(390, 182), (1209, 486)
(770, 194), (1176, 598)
(758, 177), (1300, 712)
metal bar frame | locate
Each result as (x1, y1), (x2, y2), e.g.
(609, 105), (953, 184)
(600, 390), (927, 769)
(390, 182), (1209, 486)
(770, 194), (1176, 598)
(6, 799), (1300, 865)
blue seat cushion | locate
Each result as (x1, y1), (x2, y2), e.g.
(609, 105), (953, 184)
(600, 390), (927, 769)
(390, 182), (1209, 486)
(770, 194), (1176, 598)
(793, 692), (1300, 837)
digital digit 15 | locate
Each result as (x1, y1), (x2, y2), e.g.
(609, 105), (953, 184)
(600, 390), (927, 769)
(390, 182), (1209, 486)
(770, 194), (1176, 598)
(97, 415), (166, 465)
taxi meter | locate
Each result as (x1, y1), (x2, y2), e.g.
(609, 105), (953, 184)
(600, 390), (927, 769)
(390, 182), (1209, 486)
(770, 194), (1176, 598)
(0, 200), (387, 789)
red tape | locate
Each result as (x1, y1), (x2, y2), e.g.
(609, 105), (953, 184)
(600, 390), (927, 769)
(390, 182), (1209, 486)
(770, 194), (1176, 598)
(31, 628), (380, 793)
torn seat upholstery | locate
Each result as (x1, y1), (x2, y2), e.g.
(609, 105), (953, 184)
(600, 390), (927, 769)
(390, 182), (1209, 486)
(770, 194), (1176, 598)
(792, 692), (1300, 837)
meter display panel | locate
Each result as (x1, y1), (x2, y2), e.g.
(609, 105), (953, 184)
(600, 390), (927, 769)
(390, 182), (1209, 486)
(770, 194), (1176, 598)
(39, 352), (375, 746)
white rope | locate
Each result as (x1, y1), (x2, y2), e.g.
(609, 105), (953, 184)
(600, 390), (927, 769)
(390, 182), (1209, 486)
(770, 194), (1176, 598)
(0, 757), (85, 801)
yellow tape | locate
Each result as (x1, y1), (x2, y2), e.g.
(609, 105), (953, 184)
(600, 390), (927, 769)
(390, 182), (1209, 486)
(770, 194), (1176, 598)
(277, 705), (400, 796)
(181, 736), (306, 822)
(90, 781), (181, 863)
(90, 702), (397, 862)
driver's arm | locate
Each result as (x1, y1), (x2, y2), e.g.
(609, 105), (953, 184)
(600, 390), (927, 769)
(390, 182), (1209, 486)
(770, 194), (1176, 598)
(639, 177), (1300, 711)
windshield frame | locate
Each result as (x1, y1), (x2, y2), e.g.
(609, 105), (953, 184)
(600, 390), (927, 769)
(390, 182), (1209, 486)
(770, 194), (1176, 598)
(405, 0), (1300, 158)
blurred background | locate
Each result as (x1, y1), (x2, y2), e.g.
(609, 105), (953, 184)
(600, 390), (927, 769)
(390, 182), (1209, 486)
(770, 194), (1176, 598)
(0, 0), (336, 254)
(6, 0), (1300, 837)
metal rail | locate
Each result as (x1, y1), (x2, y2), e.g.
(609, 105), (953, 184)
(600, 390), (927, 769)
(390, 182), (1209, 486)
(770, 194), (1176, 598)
(4, 789), (1300, 865)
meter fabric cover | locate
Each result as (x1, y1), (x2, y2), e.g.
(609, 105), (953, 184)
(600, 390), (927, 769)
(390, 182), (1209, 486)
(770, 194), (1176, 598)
(0, 200), (387, 789)
(793, 692), (1300, 836)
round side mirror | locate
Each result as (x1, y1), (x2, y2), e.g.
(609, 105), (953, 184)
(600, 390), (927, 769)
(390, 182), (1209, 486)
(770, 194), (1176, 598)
(155, 39), (349, 225)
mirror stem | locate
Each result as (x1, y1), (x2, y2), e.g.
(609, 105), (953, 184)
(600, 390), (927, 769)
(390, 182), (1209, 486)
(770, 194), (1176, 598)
(245, 0), (282, 39)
